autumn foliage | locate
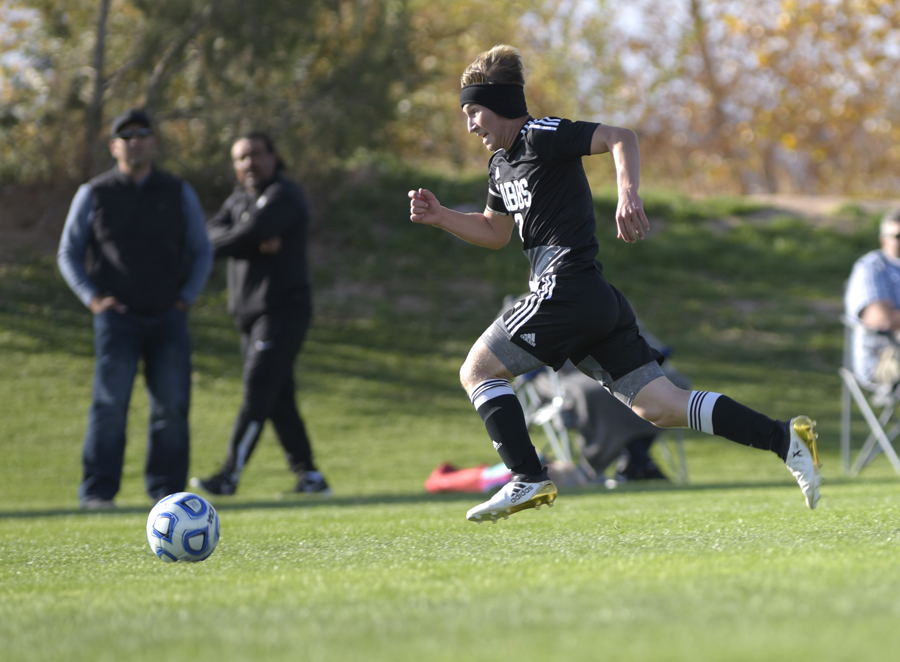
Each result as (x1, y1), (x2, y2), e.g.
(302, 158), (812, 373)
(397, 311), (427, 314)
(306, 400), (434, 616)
(2, 0), (900, 196)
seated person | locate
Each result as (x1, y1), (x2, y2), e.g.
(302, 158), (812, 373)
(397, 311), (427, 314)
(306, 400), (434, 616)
(845, 208), (900, 388)
(529, 320), (690, 483)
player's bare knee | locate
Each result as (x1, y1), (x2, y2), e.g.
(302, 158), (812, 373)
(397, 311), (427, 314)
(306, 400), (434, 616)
(460, 358), (508, 396)
(459, 361), (474, 392)
(459, 359), (483, 394)
(632, 402), (679, 428)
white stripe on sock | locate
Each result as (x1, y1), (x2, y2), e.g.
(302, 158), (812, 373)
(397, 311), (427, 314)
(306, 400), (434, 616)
(469, 379), (515, 409)
(688, 391), (720, 434)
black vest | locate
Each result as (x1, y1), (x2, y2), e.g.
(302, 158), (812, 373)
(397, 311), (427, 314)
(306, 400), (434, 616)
(88, 167), (189, 316)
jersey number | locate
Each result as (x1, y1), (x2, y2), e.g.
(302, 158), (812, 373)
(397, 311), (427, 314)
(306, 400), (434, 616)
(514, 213), (525, 242)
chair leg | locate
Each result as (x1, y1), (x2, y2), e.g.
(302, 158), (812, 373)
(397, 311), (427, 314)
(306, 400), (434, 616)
(856, 401), (900, 470)
(540, 415), (573, 465)
(655, 429), (689, 483)
(841, 379), (852, 475)
(842, 370), (900, 476)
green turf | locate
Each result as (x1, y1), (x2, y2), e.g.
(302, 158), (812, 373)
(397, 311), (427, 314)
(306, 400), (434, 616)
(1, 183), (897, 660)
(3, 486), (900, 661)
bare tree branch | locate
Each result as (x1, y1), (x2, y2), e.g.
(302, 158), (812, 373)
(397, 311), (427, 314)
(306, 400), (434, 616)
(82, 0), (112, 180)
(143, 3), (214, 112)
(689, 0), (726, 143)
(102, 56), (142, 98)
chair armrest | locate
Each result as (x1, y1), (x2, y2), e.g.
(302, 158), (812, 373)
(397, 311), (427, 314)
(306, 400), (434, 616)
(841, 314), (897, 339)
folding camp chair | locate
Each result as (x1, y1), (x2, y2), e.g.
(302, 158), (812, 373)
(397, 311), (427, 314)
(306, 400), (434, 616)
(654, 428), (689, 484)
(513, 366), (689, 483)
(514, 367), (577, 467)
(838, 315), (900, 476)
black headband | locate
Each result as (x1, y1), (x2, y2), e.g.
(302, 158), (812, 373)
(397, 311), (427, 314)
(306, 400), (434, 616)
(459, 83), (528, 119)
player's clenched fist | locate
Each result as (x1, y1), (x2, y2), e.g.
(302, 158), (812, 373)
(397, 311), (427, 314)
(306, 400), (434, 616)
(408, 188), (442, 226)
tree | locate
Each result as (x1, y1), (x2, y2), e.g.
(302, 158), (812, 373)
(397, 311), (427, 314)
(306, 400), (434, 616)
(597, 0), (900, 195)
(82, 0), (110, 180)
(10, 0), (899, 197)
(0, 0), (417, 187)
(372, 0), (621, 180)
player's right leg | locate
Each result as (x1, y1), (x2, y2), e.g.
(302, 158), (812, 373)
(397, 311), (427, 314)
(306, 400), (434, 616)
(460, 338), (557, 523)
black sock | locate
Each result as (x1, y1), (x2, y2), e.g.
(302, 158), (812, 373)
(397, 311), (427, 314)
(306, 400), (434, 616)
(471, 380), (542, 475)
(711, 396), (789, 460)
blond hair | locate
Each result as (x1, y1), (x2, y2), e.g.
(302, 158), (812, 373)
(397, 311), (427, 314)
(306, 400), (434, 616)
(461, 45), (525, 87)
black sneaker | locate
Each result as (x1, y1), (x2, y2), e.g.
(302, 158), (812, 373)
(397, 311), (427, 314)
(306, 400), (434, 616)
(294, 470), (332, 495)
(80, 497), (116, 510)
(190, 473), (237, 496)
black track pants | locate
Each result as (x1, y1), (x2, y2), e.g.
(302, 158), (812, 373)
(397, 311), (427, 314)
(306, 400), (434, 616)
(220, 307), (317, 477)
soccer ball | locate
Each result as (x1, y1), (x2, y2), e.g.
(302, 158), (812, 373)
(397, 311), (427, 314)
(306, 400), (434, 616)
(146, 492), (220, 563)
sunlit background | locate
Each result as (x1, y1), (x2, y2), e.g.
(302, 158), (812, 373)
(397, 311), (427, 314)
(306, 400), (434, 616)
(2, 0), (899, 198)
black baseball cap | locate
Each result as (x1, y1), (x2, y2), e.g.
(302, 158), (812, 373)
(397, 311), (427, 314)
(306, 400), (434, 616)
(111, 108), (153, 136)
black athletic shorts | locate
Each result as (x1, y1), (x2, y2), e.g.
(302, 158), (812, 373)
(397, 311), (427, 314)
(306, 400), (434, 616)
(492, 269), (662, 380)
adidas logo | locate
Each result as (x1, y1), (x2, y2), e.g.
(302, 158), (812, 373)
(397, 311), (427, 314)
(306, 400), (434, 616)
(492, 440), (502, 450)
(510, 484), (534, 503)
(520, 333), (536, 347)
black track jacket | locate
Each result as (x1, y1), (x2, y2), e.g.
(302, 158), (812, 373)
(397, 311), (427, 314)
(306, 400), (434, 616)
(207, 174), (311, 321)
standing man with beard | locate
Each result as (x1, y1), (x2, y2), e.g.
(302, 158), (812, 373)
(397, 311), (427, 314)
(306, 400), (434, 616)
(192, 133), (329, 496)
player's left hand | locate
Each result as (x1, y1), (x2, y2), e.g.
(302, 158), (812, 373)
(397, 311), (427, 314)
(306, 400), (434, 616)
(615, 191), (650, 243)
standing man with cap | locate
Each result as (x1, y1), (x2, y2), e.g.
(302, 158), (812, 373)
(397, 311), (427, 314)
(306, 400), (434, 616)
(191, 132), (329, 497)
(58, 108), (213, 509)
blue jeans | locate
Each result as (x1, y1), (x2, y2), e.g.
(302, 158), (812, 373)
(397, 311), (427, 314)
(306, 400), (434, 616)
(79, 307), (192, 503)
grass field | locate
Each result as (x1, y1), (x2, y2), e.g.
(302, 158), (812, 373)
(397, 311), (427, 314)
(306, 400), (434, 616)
(2, 179), (900, 661)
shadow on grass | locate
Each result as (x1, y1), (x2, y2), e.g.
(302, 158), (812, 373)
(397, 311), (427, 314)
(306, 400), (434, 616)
(0, 491), (477, 520)
(2, 474), (896, 520)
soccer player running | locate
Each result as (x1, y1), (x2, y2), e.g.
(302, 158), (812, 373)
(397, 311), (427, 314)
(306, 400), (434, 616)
(408, 45), (822, 523)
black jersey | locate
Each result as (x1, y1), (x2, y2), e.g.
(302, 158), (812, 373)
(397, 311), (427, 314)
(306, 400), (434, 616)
(485, 116), (600, 282)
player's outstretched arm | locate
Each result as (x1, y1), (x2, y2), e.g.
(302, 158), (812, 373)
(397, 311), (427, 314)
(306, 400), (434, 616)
(590, 125), (650, 244)
(408, 188), (514, 249)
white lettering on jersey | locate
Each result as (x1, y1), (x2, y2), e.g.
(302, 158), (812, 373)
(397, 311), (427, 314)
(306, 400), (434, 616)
(502, 181), (519, 211)
(499, 177), (532, 215)
(514, 179), (531, 207)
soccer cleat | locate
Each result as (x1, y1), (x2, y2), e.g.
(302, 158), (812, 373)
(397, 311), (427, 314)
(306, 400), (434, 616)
(465, 470), (558, 523)
(294, 470), (332, 495)
(190, 473), (237, 496)
(785, 415), (822, 509)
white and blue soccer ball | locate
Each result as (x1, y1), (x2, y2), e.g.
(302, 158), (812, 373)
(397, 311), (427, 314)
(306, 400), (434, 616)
(146, 492), (220, 563)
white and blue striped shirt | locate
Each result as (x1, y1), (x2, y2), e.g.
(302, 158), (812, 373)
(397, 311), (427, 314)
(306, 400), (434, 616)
(845, 249), (900, 382)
